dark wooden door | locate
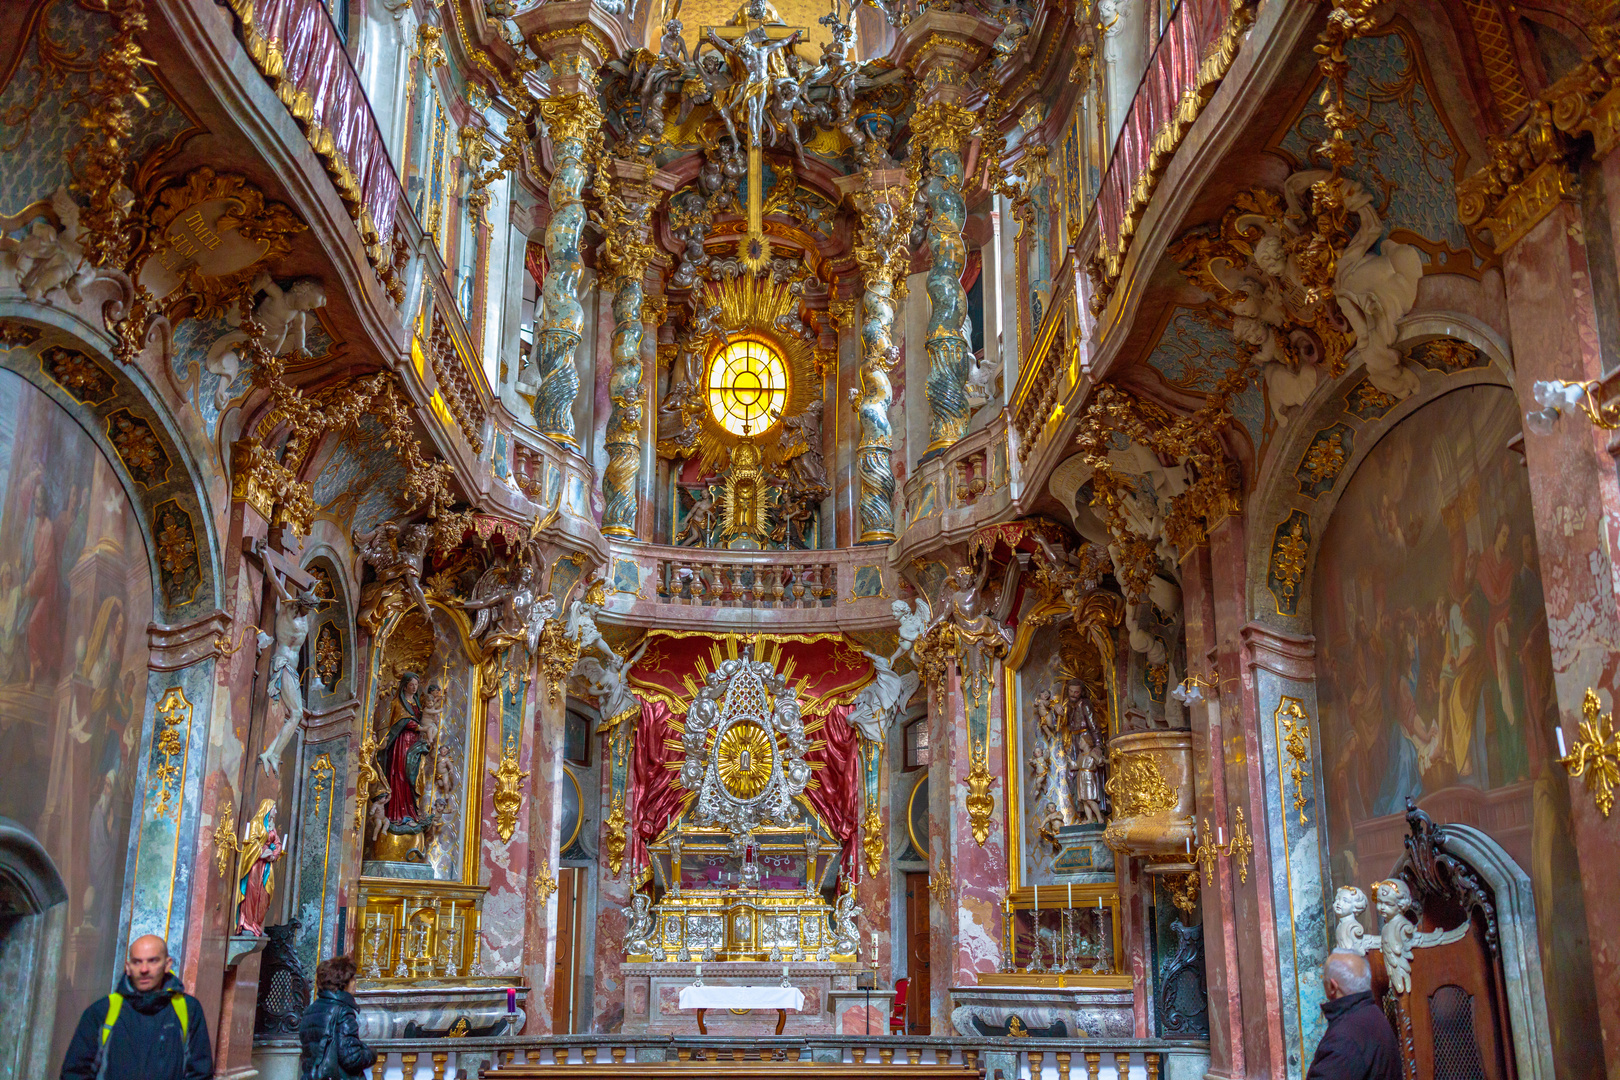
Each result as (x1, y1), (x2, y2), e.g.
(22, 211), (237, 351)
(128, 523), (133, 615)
(551, 867), (583, 1033)
(905, 872), (930, 1034)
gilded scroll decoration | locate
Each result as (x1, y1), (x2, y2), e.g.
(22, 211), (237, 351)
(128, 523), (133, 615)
(1276, 697), (1313, 825)
(490, 736), (529, 843)
(1560, 688), (1620, 818)
(149, 687), (193, 820)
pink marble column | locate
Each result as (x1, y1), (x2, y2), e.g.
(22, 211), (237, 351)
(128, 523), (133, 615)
(926, 654), (1009, 1034)
(1179, 542), (1243, 1079)
(1503, 195), (1620, 1075)
(589, 727), (632, 1032)
(850, 745), (891, 1034)
(1205, 516), (1288, 1080)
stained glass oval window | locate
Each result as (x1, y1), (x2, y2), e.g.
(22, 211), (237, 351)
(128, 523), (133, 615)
(707, 339), (788, 437)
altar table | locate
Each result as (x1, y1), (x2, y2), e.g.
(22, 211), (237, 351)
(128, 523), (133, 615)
(677, 985), (805, 1034)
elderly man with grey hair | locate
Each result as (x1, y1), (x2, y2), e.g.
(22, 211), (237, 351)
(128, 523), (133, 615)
(1305, 950), (1400, 1080)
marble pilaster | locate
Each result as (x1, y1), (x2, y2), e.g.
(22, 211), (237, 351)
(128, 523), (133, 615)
(1502, 195), (1620, 1074)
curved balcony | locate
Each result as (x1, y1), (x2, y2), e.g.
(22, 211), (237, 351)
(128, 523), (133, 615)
(598, 541), (904, 633)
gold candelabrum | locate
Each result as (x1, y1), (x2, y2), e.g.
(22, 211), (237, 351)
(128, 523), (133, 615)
(356, 881), (494, 985)
(981, 884), (1128, 989)
(1559, 688), (1620, 818)
(1193, 807), (1254, 886)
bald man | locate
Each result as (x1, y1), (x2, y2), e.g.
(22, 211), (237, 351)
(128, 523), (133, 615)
(61, 934), (213, 1080)
(1305, 950), (1399, 1080)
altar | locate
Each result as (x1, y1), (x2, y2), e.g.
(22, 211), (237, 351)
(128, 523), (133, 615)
(616, 645), (874, 1035)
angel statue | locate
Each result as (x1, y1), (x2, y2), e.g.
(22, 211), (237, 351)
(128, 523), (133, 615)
(354, 519), (432, 635)
(564, 576), (612, 661)
(206, 272), (327, 408)
(235, 799), (285, 936)
(846, 649), (920, 744)
(831, 875), (863, 956)
(635, 15), (692, 142)
(464, 559), (554, 653)
(256, 570), (321, 778)
(0, 187), (94, 305)
(578, 637), (653, 736)
(1374, 877), (1468, 994)
(624, 892), (656, 956)
(890, 597), (932, 664)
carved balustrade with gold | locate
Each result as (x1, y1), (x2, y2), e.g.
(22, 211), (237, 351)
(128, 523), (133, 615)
(892, 415), (1016, 566)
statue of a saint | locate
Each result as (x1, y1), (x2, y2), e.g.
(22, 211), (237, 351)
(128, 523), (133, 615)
(1075, 733), (1104, 825)
(235, 798), (285, 936)
(377, 673), (434, 830)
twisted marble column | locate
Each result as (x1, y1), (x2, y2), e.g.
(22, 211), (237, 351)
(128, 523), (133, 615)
(917, 107), (975, 456)
(601, 274), (644, 537)
(851, 276), (898, 544)
(532, 93), (601, 446)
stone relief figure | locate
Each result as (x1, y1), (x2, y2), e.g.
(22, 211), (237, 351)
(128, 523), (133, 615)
(1032, 690), (1078, 844)
(235, 798), (284, 936)
(1327, 178), (1423, 399)
(846, 649), (920, 743)
(255, 570), (321, 778)
(0, 187), (95, 305)
(207, 271), (327, 408)
(354, 519), (432, 634)
(1332, 885), (1373, 953)
(624, 892), (655, 955)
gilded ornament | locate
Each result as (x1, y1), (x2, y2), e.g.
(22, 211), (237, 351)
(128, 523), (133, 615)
(715, 721), (776, 798)
(1560, 688), (1620, 817)
(1300, 432), (1347, 486)
(1270, 516), (1310, 609)
(538, 617), (582, 705)
(909, 101), (977, 155)
(534, 865), (559, 904)
(928, 855), (954, 903)
(154, 503), (201, 606)
(1276, 697), (1313, 825)
(107, 410), (170, 488)
(315, 622), (343, 689)
(862, 804), (883, 877)
(213, 799), (240, 878)
(41, 346), (116, 405)
(1224, 806), (1252, 884)
(1168, 872), (1200, 918)
(603, 794), (628, 876)
(1104, 750), (1177, 819)
(965, 740), (995, 846)
(0, 322), (42, 349)
(149, 688), (193, 820)
(490, 736), (529, 843)
(355, 722), (382, 833)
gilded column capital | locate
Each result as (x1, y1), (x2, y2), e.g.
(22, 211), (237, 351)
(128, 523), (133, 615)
(537, 91), (604, 146)
(911, 100), (979, 156)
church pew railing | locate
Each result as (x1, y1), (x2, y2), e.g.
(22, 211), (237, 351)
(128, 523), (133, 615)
(253, 1033), (1211, 1080)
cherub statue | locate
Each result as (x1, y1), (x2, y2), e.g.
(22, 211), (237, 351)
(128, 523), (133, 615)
(577, 638), (652, 736)
(890, 596), (932, 664)
(928, 553), (1000, 639)
(1373, 876), (1468, 994)
(846, 649), (920, 743)
(207, 272), (327, 408)
(989, 0), (1032, 55)
(765, 76), (812, 169)
(636, 17), (692, 141)
(688, 300), (730, 346)
(1332, 885), (1372, 953)
(564, 577), (612, 661)
(256, 572), (321, 778)
(831, 875), (863, 956)
(0, 187), (94, 305)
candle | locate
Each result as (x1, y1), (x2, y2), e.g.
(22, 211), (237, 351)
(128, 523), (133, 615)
(783, 964), (790, 981)
(1185, 837), (1191, 855)
(1097, 896), (1102, 911)
(1033, 884), (1038, 911)
(1067, 883), (1073, 909)
(1218, 826), (1225, 845)
(506, 987), (517, 1014)
(1557, 726), (1567, 758)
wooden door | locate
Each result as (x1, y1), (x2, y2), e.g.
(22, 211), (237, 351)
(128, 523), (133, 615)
(550, 867), (584, 1033)
(905, 872), (930, 1034)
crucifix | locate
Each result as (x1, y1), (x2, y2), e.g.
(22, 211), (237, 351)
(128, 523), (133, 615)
(702, 0), (807, 267)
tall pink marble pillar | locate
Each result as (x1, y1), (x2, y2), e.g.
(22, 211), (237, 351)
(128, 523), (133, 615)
(1502, 195), (1620, 1075)
(926, 653), (1008, 1034)
(517, 671), (561, 1034)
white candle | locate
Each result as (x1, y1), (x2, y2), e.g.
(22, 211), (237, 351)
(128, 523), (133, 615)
(1067, 883), (1073, 909)
(1185, 837), (1191, 855)
(782, 964), (789, 980)
(1097, 896), (1102, 911)
(1218, 826), (1225, 845)
(1033, 884), (1038, 911)
(1557, 726), (1567, 758)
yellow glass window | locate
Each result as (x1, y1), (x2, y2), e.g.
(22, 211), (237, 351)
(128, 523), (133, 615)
(706, 339), (788, 437)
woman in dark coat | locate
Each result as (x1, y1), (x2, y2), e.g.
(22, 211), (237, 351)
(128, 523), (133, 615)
(298, 956), (378, 1080)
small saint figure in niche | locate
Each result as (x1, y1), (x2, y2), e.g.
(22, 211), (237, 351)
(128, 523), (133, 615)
(1075, 733), (1105, 825)
(235, 798), (284, 936)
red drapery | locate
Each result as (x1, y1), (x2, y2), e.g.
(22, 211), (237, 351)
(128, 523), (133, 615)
(625, 633), (872, 876)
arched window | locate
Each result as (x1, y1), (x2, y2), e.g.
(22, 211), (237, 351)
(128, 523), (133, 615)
(706, 339), (788, 437)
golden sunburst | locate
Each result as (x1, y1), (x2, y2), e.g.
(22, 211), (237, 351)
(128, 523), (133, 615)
(715, 721), (776, 799)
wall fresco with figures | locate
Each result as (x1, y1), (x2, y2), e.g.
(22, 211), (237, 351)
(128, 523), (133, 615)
(1313, 384), (1601, 1076)
(0, 368), (153, 1068)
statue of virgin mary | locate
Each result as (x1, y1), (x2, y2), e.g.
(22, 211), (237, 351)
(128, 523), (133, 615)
(377, 671), (433, 829)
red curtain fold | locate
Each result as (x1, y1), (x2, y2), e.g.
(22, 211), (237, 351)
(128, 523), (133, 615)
(801, 703), (861, 874)
(628, 698), (686, 873)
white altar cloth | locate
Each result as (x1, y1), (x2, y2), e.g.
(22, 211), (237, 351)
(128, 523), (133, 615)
(677, 986), (805, 1012)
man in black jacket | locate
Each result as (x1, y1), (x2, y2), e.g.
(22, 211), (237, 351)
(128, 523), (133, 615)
(1306, 950), (1401, 1080)
(298, 955), (378, 1080)
(61, 934), (213, 1080)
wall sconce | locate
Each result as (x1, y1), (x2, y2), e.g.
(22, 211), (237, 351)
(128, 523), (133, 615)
(1524, 379), (1620, 434)
(1171, 672), (1219, 705)
(1192, 808), (1253, 885)
(1559, 689), (1620, 818)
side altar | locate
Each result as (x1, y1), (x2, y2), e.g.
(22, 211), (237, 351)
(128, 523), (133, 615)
(616, 646), (872, 1034)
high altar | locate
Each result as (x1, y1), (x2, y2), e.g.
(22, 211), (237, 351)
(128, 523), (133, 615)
(617, 646), (871, 1034)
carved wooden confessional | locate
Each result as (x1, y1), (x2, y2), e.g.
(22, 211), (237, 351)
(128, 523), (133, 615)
(1369, 804), (1517, 1080)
